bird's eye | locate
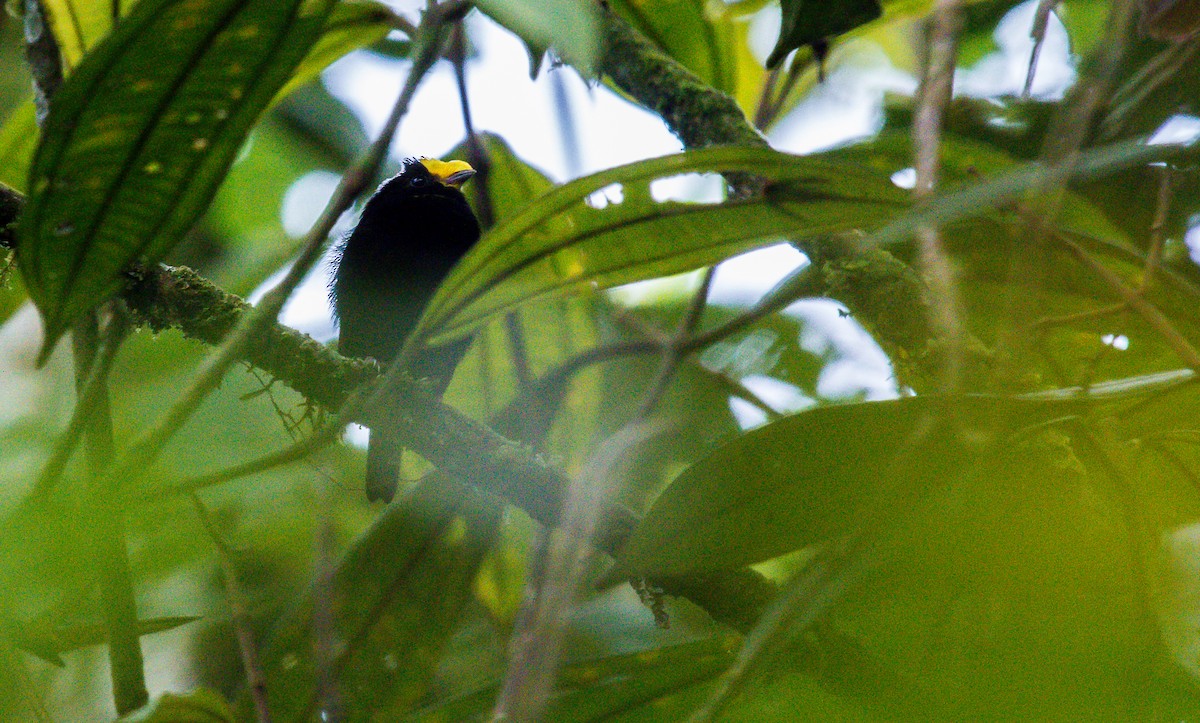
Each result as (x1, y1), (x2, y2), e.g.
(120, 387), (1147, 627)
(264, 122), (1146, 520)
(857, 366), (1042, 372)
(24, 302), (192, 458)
(410, 176), (427, 187)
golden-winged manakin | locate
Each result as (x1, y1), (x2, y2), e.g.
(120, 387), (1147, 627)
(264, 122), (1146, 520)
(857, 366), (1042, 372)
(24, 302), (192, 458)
(330, 157), (480, 502)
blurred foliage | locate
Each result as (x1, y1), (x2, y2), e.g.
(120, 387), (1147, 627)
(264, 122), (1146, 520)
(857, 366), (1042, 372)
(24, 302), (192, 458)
(3, 0), (1200, 720)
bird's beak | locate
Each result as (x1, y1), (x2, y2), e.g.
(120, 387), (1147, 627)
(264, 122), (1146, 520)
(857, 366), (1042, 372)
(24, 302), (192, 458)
(420, 158), (477, 188)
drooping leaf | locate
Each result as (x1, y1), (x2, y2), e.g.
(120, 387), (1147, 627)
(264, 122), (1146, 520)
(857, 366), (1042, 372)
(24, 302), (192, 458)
(8, 614), (198, 666)
(766, 0), (882, 69)
(241, 474), (501, 719)
(121, 688), (234, 722)
(409, 635), (739, 721)
(17, 0), (337, 362)
(473, 0), (600, 74)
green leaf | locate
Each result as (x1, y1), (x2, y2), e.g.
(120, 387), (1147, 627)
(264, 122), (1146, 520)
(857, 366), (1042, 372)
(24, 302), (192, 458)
(473, 0), (600, 74)
(242, 474), (501, 719)
(606, 0), (745, 97)
(766, 0), (882, 69)
(415, 146), (910, 345)
(0, 3), (387, 198)
(456, 131), (556, 227)
(42, 0), (128, 70)
(8, 614), (199, 666)
(17, 0), (337, 362)
(121, 688), (233, 722)
(614, 394), (1091, 577)
(0, 102), (36, 192)
(410, 635), (739, 721)
(274, 0), (396, 101)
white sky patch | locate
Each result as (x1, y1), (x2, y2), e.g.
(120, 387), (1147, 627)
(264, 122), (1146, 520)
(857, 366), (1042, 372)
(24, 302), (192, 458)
(742, 374), (815, 412)
(323, 14), (681, 181)
(1186, 223), (1200, 266)
(708, 244), (808, 307)
(650, 173), (726, 203)
(586, 183), (624, 209)
(1102, 333), (1130, 351)
(729, 376), (814, 430)
(248, 259), (339, 343)
(1149, 114), (1200, 147)
(769, 40), (917, 154)
(955, 0), (1076, 100)
(790, 299), (898, 400)
(280, 170), (343, 238)
(891, 167), (917, 189)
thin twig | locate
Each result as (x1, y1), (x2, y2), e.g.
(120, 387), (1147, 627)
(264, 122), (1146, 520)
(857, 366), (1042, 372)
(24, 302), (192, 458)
(191, 496), (271, 723)
(22, 0), (63, 123)
(634, 268), (715, 419)
(1024, 1), (1061, 97)
(1030, 302), (1128, 330)
(912, 0), (965, 394)
(1140, 166), (1174, 292)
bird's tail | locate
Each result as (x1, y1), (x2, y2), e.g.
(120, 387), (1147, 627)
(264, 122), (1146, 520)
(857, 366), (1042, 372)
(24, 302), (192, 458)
(365, 430), (399, 503)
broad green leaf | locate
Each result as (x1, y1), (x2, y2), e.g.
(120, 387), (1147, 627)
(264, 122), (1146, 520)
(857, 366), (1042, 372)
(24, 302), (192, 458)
(122, 688), (233, 722)
(0, 3), (389, 197)
(614, 394), (1091, 577)
(474, 0), (600, 74)
(415, 146), (910, 345)
(409, 635), (739, 721)
(18, 0), (337, 361)
(766, 0), (882, 69)
(241, 474), (501, 719)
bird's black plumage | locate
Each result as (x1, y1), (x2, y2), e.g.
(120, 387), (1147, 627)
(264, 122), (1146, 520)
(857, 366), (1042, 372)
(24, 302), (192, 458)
(330, 157), (480, 502)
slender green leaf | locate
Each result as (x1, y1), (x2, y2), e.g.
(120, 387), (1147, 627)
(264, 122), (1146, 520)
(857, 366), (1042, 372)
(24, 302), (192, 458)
(409, 635), (739, 721)
(614, 394), (1092, 577)
(416, 146), (910, 345)
(275, 0), (397, 101)
(42, 0), (128, 69)
(18, 0), (337, 361)
(0, 103), (36, 192)
(241, 474), (501, 719)
(8, 614), (198, 666)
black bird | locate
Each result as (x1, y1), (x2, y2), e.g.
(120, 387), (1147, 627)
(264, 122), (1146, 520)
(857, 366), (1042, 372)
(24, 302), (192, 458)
(330, 157), (480, 503)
